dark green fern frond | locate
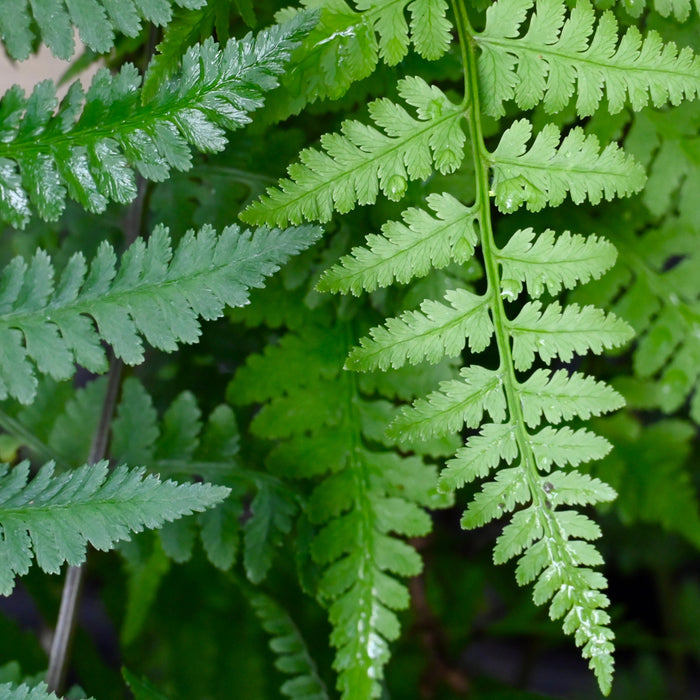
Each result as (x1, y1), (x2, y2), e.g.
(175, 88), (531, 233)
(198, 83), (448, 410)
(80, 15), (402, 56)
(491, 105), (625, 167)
(230, 318), (451, 700)
(263, 0), (452, 122)
(110, 377), (298, 583)
(241, 76), (466, 226)
(0, 222), (321, 404)
(0, 459), (229, 595)
(0, 12), (315, 228)
(477, 0), (700, 118)
(248, 589), (330, 700)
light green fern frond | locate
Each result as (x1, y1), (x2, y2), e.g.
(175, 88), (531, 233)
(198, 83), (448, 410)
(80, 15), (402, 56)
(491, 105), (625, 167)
(248, 589), (330, 700)
(0, 0), (205, 60)
(263, 0), (452, 121)
(477, 0), (700, 117)
(241, 76), (466, 226)
(318, 193), (478, 295)
(0, 459), (229, 595)
(0, 222), (320, 404)
(0, 12), (314, 227)
(490, 120), (646, 213)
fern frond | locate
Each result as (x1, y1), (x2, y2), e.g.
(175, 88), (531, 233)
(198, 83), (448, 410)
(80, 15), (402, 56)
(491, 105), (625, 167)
(0, 13), (314, 227)
(0, 460), (229, 595)
(477, 0), (700, 118)
(0, 0), (205, 60)
(241, 77), (466, 226)
(496, 228), (617, 297)
(0, 683), (94, 700)
(508, 301), (632, 369)
(347, 288), (492, 370)
(491, 120), (646, 213)
(264, 0), (452, 122)
(317, 193), (477, 295)
(248, 589), (330, 700)
(230, 317), (450, 699)
(572, 208), (700, 421)
(0, 222), (321, 403)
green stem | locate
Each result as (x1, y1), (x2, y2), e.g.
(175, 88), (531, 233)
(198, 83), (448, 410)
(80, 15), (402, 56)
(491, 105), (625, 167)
(454, 0), (565, 539)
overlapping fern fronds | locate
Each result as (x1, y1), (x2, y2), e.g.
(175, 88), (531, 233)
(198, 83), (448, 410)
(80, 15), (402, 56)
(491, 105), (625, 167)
(241, 0), (700, 692)
(0, 222), (320, 404)
(0, 11), (315, 228)
(0, 682), (92, 700)
(0, 459), (229, 595)
(263, 0), (452, 122)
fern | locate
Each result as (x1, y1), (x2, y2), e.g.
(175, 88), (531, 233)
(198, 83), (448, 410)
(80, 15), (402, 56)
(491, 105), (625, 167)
(247, 589), (329, 700)
(263, 0), (452, 122)
(0, 12), (315, 228)
(0, 459), (229, 595)
(242, 76), (465, 226)
(230, 316), (452, 699)
(477, 0), (700, 118)
(0, 222), (320, 404)
(0, 683), (94, 700)
(236, 0), (700, 692)
(0, 0), (208, 61)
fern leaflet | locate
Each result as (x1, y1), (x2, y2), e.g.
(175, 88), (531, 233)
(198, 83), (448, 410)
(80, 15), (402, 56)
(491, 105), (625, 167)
(477, 0), (700, 117)
(0, 459), (229, 595)
(230, 317), (451, 699)
(0, 683), (94, 700)
(0, 222), (320, 404)
(241, 76), (466, 226)
(0, 12), (314, 227)
(490, 120), (646, 213)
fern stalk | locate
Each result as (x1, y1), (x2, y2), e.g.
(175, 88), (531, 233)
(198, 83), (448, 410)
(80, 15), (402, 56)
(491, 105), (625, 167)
(455, 1), (615, 690)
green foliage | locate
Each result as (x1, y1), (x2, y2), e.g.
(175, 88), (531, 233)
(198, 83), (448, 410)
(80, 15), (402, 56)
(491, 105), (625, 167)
(0, 459), (229, 595)
(0, 683), (94, 700)
(0, 222), (320, 404)
(241, 76), (466, 225)
(0, 0), (699, 699)
(248, 589), (329, 700)
(0, 12), (314, 228)
(477, 0), (700, 117)
(230, 315), (452, 698)
(0, 0), (206, 60)
(264, 0), (452, 121)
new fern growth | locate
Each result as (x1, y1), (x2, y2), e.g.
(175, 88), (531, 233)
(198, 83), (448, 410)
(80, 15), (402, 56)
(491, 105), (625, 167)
(243, 0), (700, 694)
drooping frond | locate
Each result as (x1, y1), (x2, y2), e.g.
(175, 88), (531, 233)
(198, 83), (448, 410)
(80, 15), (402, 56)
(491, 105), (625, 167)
(0, 459), (229, 595)
(263, 0), (452, 122)
(230, 317), (451, 700)
(476, 0), (700, 118)
(0, 0), (206, 60)
(241, 76), (466, 226)
(248, 589), (330, 700)
(0, 12), (315, 228)
(0, 222), (321, 404)
(490, 120), (646, 213)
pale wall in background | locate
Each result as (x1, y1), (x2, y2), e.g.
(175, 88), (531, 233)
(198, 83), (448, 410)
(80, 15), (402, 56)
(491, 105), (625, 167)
(0, 37), (100, 96)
